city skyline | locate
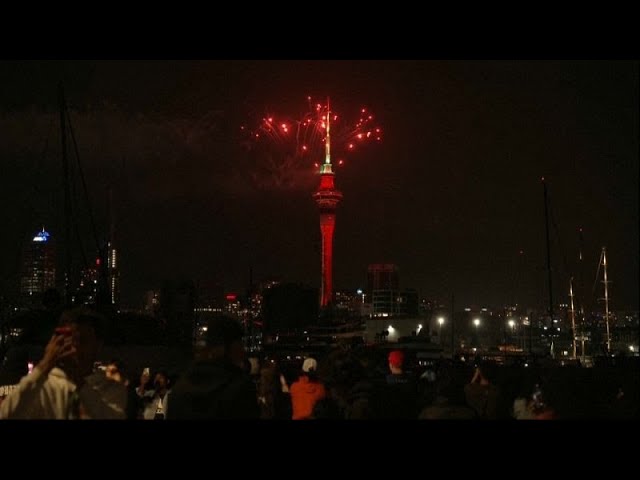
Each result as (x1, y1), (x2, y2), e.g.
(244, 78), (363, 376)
(0, 60), (637, 310)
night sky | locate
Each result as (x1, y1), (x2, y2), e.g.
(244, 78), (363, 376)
(0, 60), (637, 311)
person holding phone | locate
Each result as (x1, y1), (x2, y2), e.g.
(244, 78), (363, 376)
(0, 307), (110, 419)
(138, 371), (171, 420)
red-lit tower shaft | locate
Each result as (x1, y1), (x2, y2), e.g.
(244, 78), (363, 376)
(314, 172), (342, 307)
(312, 99), (342, 307)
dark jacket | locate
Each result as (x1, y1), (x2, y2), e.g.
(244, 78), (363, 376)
(419, 396), (477, 420)
(169, 359), (259, 419)
(313, 379), (378, 420)
(379, 373), (419, 419)
(464, 383), (500, 420)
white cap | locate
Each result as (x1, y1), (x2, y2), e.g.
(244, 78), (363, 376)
(302, 357), (317, 373)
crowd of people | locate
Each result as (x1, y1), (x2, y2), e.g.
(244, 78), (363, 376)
(0, 307), (636, 420)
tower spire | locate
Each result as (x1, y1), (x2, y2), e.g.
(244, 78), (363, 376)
(325, 97), (331, 165)
(320, 97), (333, 175)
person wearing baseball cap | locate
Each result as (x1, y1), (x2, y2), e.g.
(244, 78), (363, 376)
(388, 350), (405, 373)
(290, 356), (326, 420)
(381, 349), (419, 418)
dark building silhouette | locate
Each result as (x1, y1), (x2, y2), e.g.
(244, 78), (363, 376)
(74, 260), (99, 306)
(334, 289), (362, 318)
(371, 289), (419, 317)
(262, 283), (318, 334)
(160, 280), (196, 347)
(196, 280), (225, 310)
(367, 264), (399, 293)
(143, 290), (160, 316)
(365, 264), (417, 317)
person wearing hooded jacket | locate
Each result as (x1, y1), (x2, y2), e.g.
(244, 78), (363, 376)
(168, 317), (259, 419)
(290, 357), (325, 420)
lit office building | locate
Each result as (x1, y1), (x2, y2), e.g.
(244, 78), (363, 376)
(20, 227), (56, 307)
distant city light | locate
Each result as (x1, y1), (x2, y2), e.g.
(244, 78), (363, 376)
(630, 345), (635, 352)
(357, 289), (363, 295)
(473, 318), (480, 327)
(32, 229), (50, 242)
(438, 317), (445, 326)
(508, 319), (515, 328)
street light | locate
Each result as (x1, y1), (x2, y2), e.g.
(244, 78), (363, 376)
(437, 317), (445, 344)
(507, 319), (516, 352)
(473, 318), (481, 350)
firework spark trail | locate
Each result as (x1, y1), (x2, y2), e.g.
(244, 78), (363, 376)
(240, 96), (383, 177)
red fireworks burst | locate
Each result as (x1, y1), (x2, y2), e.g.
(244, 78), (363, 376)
(240, 96), (383, 170)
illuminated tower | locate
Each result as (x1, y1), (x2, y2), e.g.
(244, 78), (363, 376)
(107, 242), (119, 306)
(312, 99), (343, 308)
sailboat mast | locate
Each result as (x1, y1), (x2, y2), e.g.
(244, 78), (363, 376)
(602, 247), (611, 354)
(577, 228), (586, 361)
(542, 178), (554, 355)
(569, 277), (577, 359)
(59, 84), (72, 306)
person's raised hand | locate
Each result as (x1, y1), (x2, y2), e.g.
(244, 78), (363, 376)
(38, 332), (76, 374)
